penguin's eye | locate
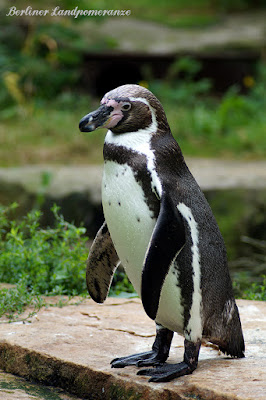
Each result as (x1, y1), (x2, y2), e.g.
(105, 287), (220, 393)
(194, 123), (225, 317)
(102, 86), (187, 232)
(121, 102), (131, 111)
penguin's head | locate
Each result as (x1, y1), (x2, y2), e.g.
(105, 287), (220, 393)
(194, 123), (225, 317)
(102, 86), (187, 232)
(79, 84), (169, 135)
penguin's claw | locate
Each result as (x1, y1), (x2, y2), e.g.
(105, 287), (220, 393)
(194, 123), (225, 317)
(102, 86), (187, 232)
(111, 350), (164, 368)
(137, 361), (194, 382)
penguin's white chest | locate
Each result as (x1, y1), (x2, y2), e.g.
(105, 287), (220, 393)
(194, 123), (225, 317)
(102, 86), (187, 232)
(102, 160), (184, 334)
(102, 160), (156, 295)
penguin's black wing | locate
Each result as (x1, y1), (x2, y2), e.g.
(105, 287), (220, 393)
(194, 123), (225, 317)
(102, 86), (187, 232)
(86, 221), (119, 303)
(141, 193), (186, 320)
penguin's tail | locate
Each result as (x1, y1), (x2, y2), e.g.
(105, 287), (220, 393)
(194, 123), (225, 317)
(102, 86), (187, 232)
(209, 298), (245, 358)
(218, 328), (245, 358)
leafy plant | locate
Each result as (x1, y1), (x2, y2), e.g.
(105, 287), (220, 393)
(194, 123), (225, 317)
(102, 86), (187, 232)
(0, 18), (83, 116)
(0, 203), (89, 320)
(149, 60), (266, 158)
(242, 276), (266, 301)
(0, 203), (88, 295)
(109, 269), (136, 297)
(213, 0), (266, 12)
(0, 279), (46, 322)
(232, 236), (266, 300)
(0, 203), (137, 320)
(0, 203), (88, 320)
(0, 202), (265, 321)
(149, 57), (212, 107)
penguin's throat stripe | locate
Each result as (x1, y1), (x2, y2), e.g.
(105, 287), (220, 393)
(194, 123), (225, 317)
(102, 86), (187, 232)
(103, 144), (161, 218)
(104, 125), (162, 199)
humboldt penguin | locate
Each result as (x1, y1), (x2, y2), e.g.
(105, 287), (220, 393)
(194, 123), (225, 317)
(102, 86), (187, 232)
(79, 84), (245, 382)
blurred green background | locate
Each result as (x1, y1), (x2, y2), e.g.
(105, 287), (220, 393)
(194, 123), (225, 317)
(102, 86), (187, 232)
(0, 0), (265, 317)
(1, 0), (266, 165)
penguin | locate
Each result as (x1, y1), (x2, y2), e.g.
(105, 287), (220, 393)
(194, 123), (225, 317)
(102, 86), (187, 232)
(79, 84), (245, 382)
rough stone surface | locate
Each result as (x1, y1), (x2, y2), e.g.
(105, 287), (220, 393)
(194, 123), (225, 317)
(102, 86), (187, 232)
(0, 370), (80, 400)
(1, 161), (265, 240)
(0, 165), (103, 205)
(0, 159), (266, 201)
(0, 298), (265, 400)
(78, 13), (266, 54)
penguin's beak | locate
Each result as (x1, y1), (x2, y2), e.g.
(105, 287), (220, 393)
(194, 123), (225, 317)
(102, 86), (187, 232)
(79, 105), (113, 132)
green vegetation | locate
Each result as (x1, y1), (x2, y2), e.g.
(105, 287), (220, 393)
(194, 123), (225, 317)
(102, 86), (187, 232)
(0, 203), (88, 295)
(0, 1), (265, 317)
(0, 203), (87, 321)
(1, 4), (266, 165)
(0, 373), (79, 400)
(0, 203), (135, 321)
(109, 269), (136, 298)
(107, 0), (265, 28)
(149, 58), (266, 159)
(0, 203), (264, 321)
(4, 0), (265, 29)
(0, 280), (46, 323)
(234, 275), (266, 301)
(241, 276), (266, 301)
(1, 57), (266, 164)
(232, 236), (266, 301)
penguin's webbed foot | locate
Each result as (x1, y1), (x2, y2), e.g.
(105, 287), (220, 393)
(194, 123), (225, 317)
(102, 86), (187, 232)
(111, 350), (163, 368)
(137, 338), (201, 382)
(111, 326), (173, 368)
(137, 361), (194, 382)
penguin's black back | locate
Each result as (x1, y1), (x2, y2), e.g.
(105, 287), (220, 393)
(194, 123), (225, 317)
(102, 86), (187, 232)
(151, 133), (245, 358)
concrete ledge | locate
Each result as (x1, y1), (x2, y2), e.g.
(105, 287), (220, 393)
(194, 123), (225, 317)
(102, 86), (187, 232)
(1, 161), (265, 241)
(1, 160), (266, 198)
(78, 13), (266, 54)
(0, 298), (265, 399)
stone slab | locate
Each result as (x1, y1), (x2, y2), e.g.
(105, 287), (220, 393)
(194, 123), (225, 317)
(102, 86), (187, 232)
(0, 298), (265, 400)
(1, 159), (266, 203)
(1, 0), (265, 55)
(0, 370), (80, 400)
(77, 13), (266, 54)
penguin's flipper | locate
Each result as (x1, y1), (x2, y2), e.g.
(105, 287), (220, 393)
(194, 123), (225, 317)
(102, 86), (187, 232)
(86, 221), (119, 303)
(141, 193), (186, 320)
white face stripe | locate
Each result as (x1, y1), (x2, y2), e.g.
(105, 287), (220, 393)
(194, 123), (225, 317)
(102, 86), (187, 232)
(177, 203), (202, 342)
(128, 96), (150, 105)
(128, 96), (158, 130)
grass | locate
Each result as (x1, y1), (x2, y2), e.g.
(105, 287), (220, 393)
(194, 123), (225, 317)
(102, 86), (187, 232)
(1, 2), (265, 164)
(0, 280), (46, 323)
(0, 97), (105, 166)
(0, 202), (87, 321)
(148, 59), (266, 160)
(4, 0), (262, 29)
(74, 0), (266, 28)
(0, 203), (265, 322)
(0, 203), (135, 321)
(0, 99), (265, 166)
(0, 2), (265, 318)
(0, 203), (88, 296)
(102, 0), (222, 28)
(1, 60), (265, 166)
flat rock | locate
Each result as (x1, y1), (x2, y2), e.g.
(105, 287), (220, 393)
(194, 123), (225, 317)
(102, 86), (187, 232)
(0, 298), (265, 399)
(1, 159), (266, 202)
(0, 370), (80, 400)
(78, 12), (266, 54)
